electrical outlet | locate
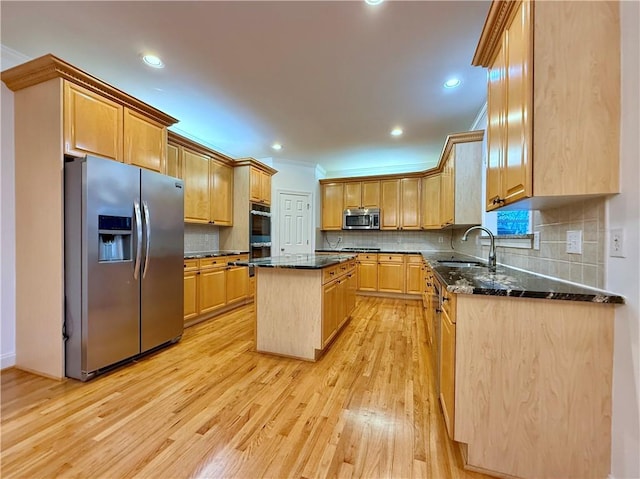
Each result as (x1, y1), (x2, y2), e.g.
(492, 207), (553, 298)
(533, 231), (540, 250)
(610, 228), (625, 258)
(438, 236), (444, 243)
(566, 230), (582, 254)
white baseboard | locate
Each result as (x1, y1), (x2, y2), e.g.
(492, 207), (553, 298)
(1, 352), (16, 370)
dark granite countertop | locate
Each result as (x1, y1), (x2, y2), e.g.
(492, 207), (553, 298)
(184, 250), (249, 259)
(231, 253), (356, 270)
(315, 248), (424, 255)
(422, 252), (624, 304)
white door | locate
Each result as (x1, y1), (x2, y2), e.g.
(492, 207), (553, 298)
(279, 192), (311, 255)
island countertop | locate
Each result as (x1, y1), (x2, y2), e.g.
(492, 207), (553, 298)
(230, 253), (356, 269)
(422, 252), (625, 304)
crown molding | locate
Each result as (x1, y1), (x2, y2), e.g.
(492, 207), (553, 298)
(1, 53), (178, 126)
(472, 1), (521, 67)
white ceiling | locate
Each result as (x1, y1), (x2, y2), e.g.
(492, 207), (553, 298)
(1, 1), (489, 177)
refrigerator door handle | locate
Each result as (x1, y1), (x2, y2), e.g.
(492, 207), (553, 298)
(133, 200), (143, 280)
(142, 201), (151, 279)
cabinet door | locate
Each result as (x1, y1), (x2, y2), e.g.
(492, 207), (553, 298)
(260, 171), (271, 205)
(321, 183), (344, 230)
(344, 182), (362, 209)
(345, 272), (357, 317)
(380, 180), (400, 230)
(123, 108), (166, 173)
(361, 181), (380, 208)
(486, 38), (507, 211)
(440, 308), (456, 439)
(400, 177), (421, 230)
(183, 149), (211, 223)
(250, 167), (262, 203)
(183, 271), (199, 322)
(322, 280), (339, 347)
(422, 175), (441, 229)
(503, 0), (532, 205)
(226, 266), (248, 304)
(357, 260), (378, 291)
(405, 258), (423, 295)
(440, 150), (455, 227)
(199, 267), (226, 314)
(377, 260), (404, 293)
(166, 143), (182, 179)
(210, 160), (233, 226)
(63, 81), (123, 162)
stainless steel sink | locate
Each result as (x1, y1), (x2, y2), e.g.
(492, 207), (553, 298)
(437, 260), (486, 268)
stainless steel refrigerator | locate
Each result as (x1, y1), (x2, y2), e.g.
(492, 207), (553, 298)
(64, 155), (184, 381)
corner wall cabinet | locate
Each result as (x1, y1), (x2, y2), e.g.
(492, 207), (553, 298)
(168, 132), (235, 226)
(473, 0), (620, 210)
(250, 166), (272, 205)
(321, 183), (344, 231)
(1, 54), (177, 379)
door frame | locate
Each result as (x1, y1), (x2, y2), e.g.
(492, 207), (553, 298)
(273, 189), (314, 256)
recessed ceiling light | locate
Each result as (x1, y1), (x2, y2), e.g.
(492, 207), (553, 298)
(142, 54), (164, 69)
(391, 127), (403, 137)
(444, 78), (461, 89)
(272, 143), (283, 151)
(365, 0), (384, 5)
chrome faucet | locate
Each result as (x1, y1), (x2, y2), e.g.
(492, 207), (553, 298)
(462, 226), (497, 270)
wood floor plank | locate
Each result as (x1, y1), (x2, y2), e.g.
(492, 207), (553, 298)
(1, 297), (491, 479)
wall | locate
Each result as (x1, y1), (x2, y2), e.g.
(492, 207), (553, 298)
(453, 199), (606, 289)
(184, 224), (219, 253)
(608, 1), (640, 477)
(0, 46), (28, 369)
(270, 158), (323, 255)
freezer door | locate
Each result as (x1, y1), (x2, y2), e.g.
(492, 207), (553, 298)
(140, 169), (184, 352)
(84, 157), (141, 373)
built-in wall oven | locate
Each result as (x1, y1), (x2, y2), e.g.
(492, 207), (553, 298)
(250, 203), (271, 262)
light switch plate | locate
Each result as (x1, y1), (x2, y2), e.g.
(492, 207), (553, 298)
(533, 231), (540, 250)
(566, 230), (582, 254)
(610, 228), (625, 258)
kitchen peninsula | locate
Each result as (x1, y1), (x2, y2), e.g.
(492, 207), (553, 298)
(234, 254), (357, 360)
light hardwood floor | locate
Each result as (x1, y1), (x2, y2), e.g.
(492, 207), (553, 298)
(1, 297), (490, 479)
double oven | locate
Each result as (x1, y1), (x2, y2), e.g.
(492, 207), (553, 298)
(250, 203), (271, 260)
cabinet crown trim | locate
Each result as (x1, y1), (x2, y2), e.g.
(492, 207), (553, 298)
(472, 0), (522, 67)
(234, 157), (278, 176)
(1, 53), (178, 126)
(168, 130), (235, 166)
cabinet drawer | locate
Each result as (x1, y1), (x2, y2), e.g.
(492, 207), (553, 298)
(323, 265), (341, 284)
(357, 253), (378, 262)
(226, 254), (248, 264)
(199, 257), (228, 269)
(184, 259), (199, 272)
(378, 254), (404, 263)
(442, 289), (456, 321)
(406, 254), (423, 264)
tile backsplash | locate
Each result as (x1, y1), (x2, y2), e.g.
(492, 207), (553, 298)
(320, 230), (451, 252)
(452, 198), (606, 289)
(184, 223), (220, 253)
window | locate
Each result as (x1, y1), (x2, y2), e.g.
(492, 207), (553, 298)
(497, 210), (531, 235)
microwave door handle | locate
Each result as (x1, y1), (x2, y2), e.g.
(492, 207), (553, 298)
(133, 201), (143, 280)
(142, 201), (151, 279)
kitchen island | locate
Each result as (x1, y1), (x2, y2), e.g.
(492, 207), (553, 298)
(233, 254), (357, 360)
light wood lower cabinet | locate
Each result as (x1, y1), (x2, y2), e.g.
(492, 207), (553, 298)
(322, 280), (339, 347)
(405, 255), (423, 295)
(377, 254), (404, 293)
(439, 301), (456, 439)
(356, 253), (378, 291)
(321, 262), (356, 348)
(183, 254), (250, 323)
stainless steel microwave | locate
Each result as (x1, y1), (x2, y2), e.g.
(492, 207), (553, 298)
(342, 208), (380, 230)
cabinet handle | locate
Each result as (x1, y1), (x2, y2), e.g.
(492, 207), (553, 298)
(442, 297), (449, 302)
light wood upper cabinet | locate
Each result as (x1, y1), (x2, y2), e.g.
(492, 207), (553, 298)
(183, 148), (211, 223)
(210, 160), (233, 226)
(63, 81), (123, 162)
(344, 180), (380, 209)
(166, 143), (182, 179)
(123, 108), (166, 173)
(421, 174), (441, 229)
(321, 183), (344, 230)
(381, 178), (420, 230)
(474, 0), (620, 210)
(380, 180), (400, 229)
(440, 149), (455, 227)
(250, 166), (272, 205)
